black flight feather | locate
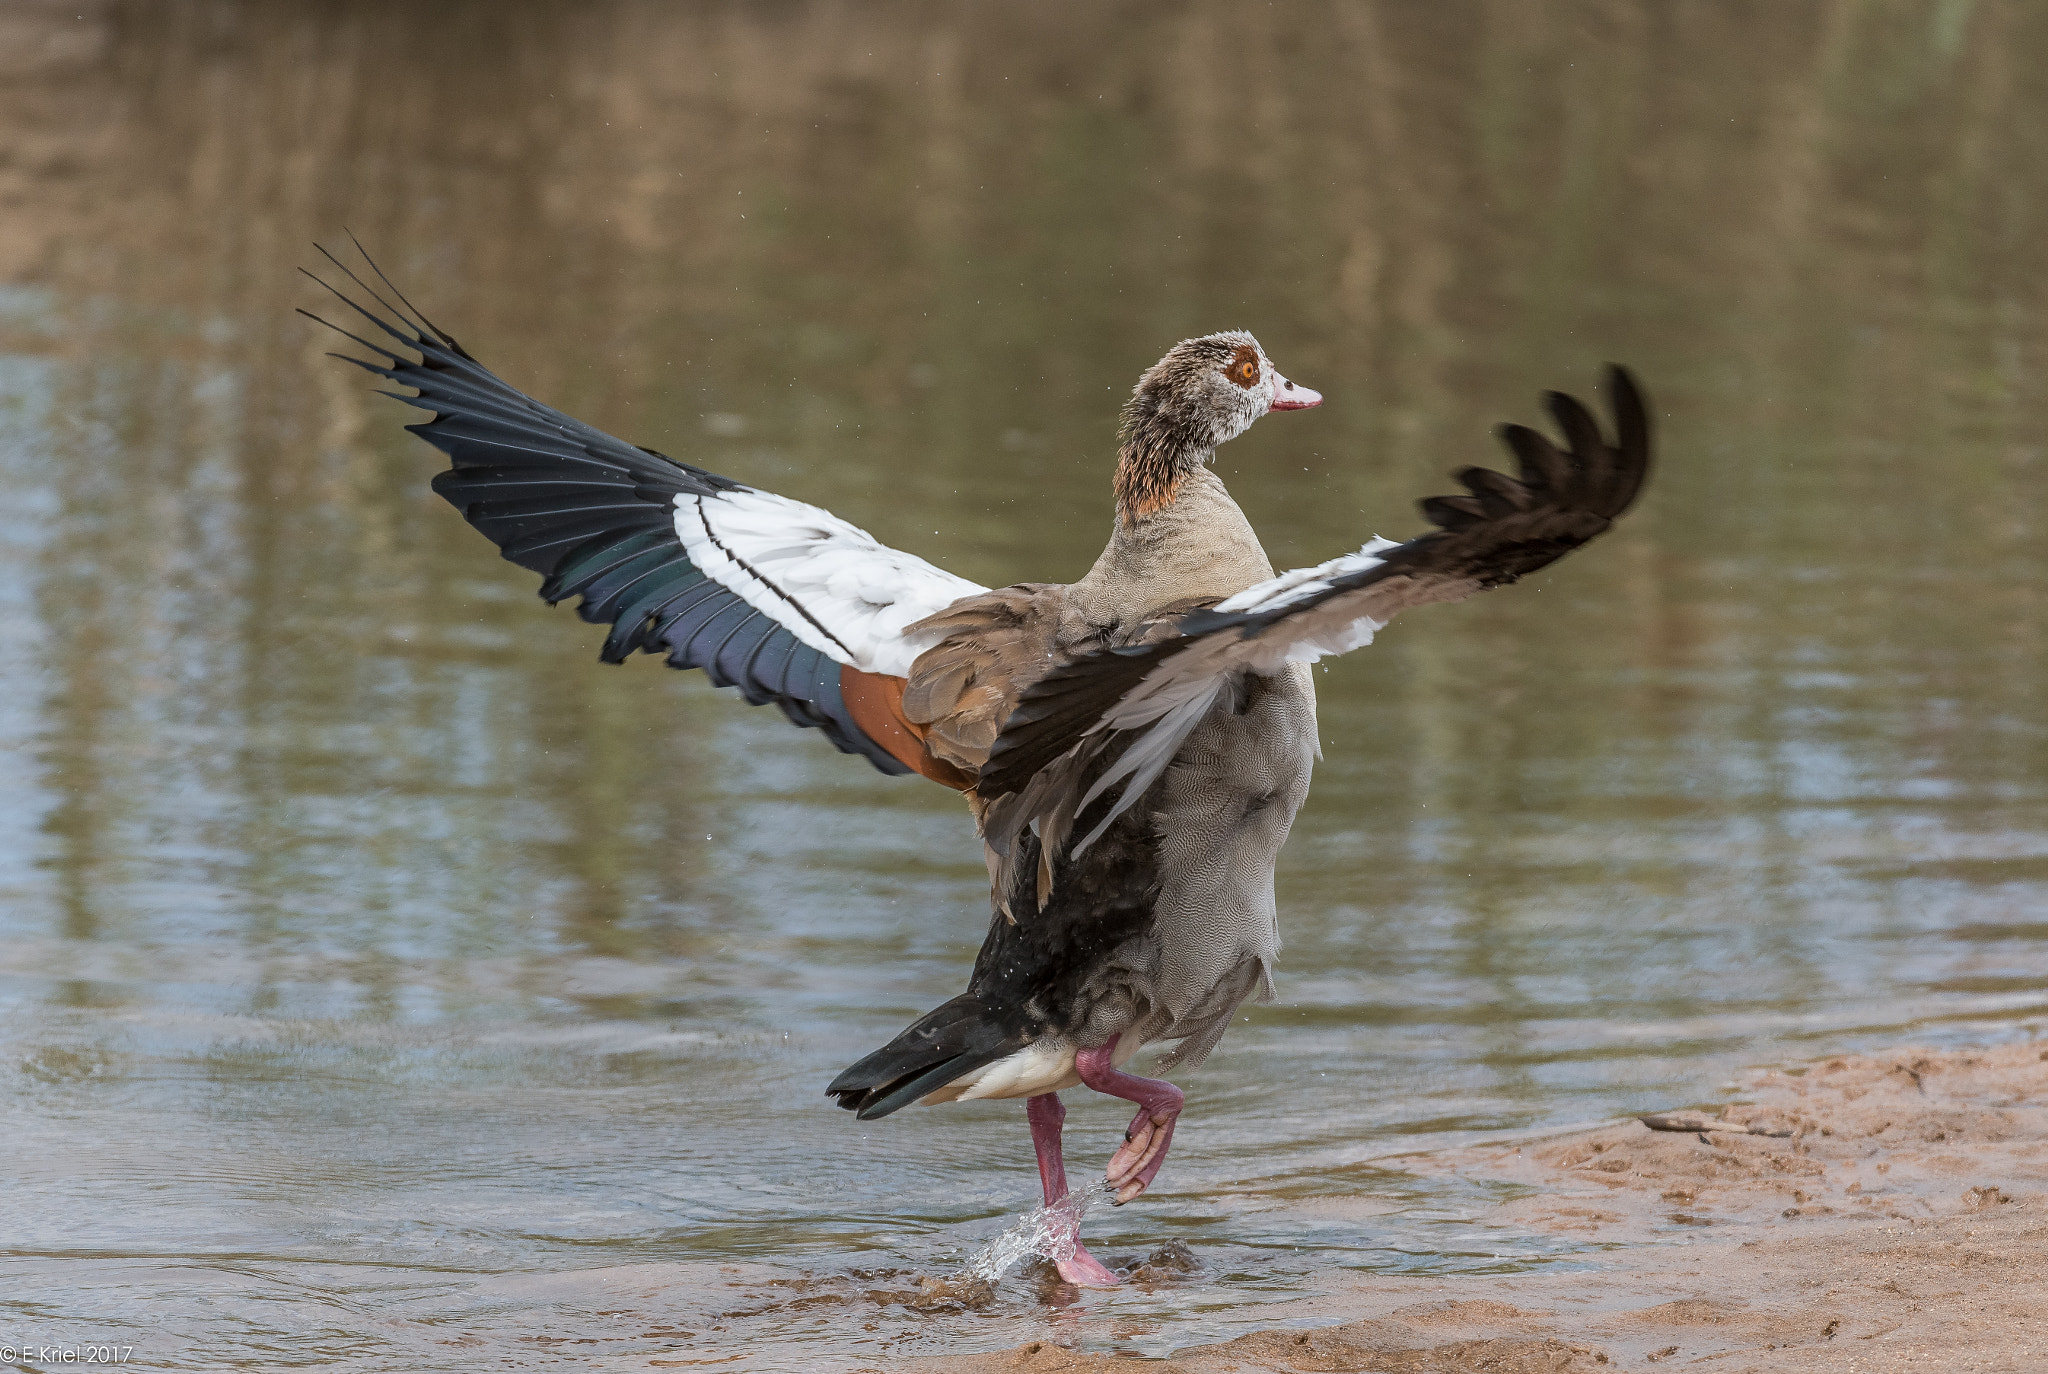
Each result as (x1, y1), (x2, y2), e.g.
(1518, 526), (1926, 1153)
(305, 240), (910, 776)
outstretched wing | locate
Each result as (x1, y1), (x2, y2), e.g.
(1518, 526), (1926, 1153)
(978, 366), (1651, 868)
(302, 245), (982, 784)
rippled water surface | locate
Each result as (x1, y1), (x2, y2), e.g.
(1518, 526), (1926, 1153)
(3, 2), (2047, 1368)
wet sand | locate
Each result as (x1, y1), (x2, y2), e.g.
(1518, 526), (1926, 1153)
(903, 1043), (2048, 1373)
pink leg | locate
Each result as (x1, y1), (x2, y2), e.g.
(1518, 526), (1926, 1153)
(1026, 1092), (1120, 1288)
(1075, 1035), (1184, 1205)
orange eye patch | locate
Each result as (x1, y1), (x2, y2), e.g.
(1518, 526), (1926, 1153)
(1226, 344), (1261, 388)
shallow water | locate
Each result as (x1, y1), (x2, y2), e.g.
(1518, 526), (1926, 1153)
(2, 2), (2047, 1368)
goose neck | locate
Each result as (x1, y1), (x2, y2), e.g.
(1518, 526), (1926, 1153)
(1113, 423), (1212, 525)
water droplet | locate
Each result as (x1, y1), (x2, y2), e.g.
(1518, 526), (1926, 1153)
(963, 1178), (1113, 1283)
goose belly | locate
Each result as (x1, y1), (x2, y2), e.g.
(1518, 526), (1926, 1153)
(1138, 662), (1318, 1061)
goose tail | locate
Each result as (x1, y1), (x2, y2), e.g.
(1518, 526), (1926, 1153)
(826, 994), (1026, 1120)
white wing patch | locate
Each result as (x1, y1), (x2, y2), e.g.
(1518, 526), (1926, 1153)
(675, 488), (986, 676)
(1215, 536), (1401, 613)
(1212, 535), (1401, 664)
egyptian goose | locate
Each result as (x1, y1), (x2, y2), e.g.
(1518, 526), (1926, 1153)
(307, 247), (1651, 1288)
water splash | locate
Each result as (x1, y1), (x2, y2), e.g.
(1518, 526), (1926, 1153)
(965, 1178), (1115, 1282)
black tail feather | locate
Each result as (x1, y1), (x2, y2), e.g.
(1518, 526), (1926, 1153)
(826, 993), (1026, 1121)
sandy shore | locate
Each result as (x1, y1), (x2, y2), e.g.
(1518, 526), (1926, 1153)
(899, 1042), (2048, 1373)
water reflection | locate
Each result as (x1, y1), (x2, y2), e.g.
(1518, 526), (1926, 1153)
(1, 1), (2045, 1366)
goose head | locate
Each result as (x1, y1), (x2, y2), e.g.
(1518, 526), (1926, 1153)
(1115, 331), (1322, 521)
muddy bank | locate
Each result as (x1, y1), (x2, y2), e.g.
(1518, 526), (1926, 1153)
(899, 1042), (2048, 1373)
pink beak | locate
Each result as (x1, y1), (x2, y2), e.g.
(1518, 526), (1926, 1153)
(1269, 371), (1323, 411)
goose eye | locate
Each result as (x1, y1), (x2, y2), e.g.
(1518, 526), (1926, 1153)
(1235, 360), (1258, 383)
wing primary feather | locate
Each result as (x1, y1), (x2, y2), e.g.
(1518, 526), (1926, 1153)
(735, 628), (797, 707)
(312, 242), (438, 349)
(1457, 465), (1534, 516)
(499, 515), (671, 564)
(1496, 422), (1571, 494)
(1419, 494), (1486, 531)
(299, 265), (423, 352)
(418, 428), (650, 476)
(578, 550), (695, 624)
(438, 475), (631, 505)
(633, 575), (723, 634)
(542, 529), (674, 603)
(655, 589), (749, 666)
(302, 319), (406, 368)
(621, 581), (717, 660)
(673, 601), (759, 674)
(475, 495), (654, 522)
(605, 576), (718, 663)
(345, 230), (461, 352)
(388, 385), (603, 440)
(1545, 389), (1612, 498)
(1604, 365), (1652, 515)
(388, 361), (585, 419)
(427, 467), (634, 522)
(703, 610), (772, 688)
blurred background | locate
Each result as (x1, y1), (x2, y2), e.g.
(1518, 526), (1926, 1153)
(1, 0), (2043, 1367)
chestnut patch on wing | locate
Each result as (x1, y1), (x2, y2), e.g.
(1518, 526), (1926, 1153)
(840, 666), (976, 789)
(1226, 342), (1261, 388)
